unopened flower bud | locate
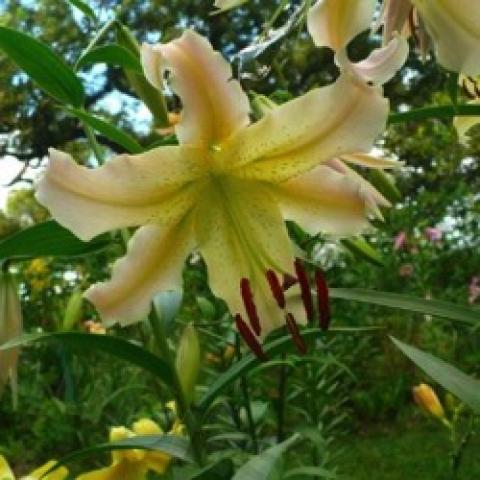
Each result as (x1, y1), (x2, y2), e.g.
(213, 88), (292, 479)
(62, 288), (84, 331)
(413, 383), (445, 419)
(223, 344), (236, 362)
(0, 271), (22, 403)
(175, 323), (201, 405)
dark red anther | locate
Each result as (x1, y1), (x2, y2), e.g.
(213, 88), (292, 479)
(266, 270), (285, 308)
(315, 269), (331, 331)
(240, 278), (261, 336)
(286, 312), (307, 355)
(235, 314), (268, 361)
(282, 273), (298, 290)
(294, 259), (314, 322)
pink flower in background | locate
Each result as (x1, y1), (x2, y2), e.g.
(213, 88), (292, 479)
(469, 277), (480, 304)
(394, 231), (407, 250)
(425, 227), (443, 243)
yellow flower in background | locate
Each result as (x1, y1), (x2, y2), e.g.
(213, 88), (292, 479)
(77, 417), (183, 480)
(413, 383), (446, 419)
(0, 456), (68, 480)
(36, 29), (392, 343)
(0, 272), (22, 403)
(454, 75), (480, 144)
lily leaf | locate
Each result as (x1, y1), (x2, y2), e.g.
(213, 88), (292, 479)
(76, 44), (143, 73)
(391, 337), (480, 414)
(330, 289), (480, 326)
(0, 332), (175, 386)
(232, 434), (301, 480)
(46, 435), (193, 474)
(341, 237), (384, 267)
(67, 107), (144, 154)
(0, 27), (85, 106)
(0, 220), (110, 260)
(66, 0), (96, 19)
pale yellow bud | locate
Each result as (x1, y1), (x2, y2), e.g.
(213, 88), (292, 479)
(413, 383), (445, 419)
(62, 289), (84, 331)
(0, 271), (22, 404)
(175, 323), (201, 405)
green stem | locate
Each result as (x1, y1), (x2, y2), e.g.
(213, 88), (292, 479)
(276, 354), (288, 443)
(388, 104), (480, 125)
(149, 308), (206, 465)
(450, 415), (476, 479)
(236, 334), (259, 453)
(83, 123), (104, 165)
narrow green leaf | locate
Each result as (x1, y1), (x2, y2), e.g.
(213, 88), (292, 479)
(368, 169), (401, 203)
(67, 108), (144, 153)
(341, 237), (384, 267)
(391, 337), (480, 414)
(232, 434), (301, 480)
(76, 44), (142, 73)
(0, 220), (109, 260)
(0, 27), (85, 106)
(330, 289), (480, 326)
(48, 435), (193, 473)
(189, 459), (235, 479)
(0, 332), (175, 386)
(284, 466), (337, 478)
(66, 0), (96, 19)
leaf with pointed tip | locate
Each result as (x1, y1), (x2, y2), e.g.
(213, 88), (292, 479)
(232, 434), (301, 480)
(66, 0), (96, 19)
(391, 337), (480, 414)
(76, 45), (142, 73)
(330, 289), (480, 326)
(0, 220), (110, 261)
(0, 27), (85, 106)
(0, 332), (175, 386)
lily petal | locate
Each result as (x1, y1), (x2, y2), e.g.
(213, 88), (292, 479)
(212, 0), (248, 13)
(36, 147), (202, 241)
(141, 30), (250, 146)
(340, 153), (403, 169)
(307, 0), (376, 51)
(273, 163), (383, 236)
(26, 461), (69, 480)
(76, 462), (146, 480)
(85, 219), (194, 326)
(0, 456), (14, 480)
(195, 177), (294, 338)
(227, 74), (388, 183)
(412, 0), (480, 75)
(336, 36), (409, 86)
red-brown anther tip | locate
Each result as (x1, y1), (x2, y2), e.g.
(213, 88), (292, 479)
(294, 258), (314, 323)
(235, 314), (268, 361)
(282, 273), (298, 290)
(266, 270), (285, 308)
(240, 278), (261, 336)
(286, 312), (307, 355)
(315, 269), (331, 331)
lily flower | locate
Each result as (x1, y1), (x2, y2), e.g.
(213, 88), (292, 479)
(36, 30), (391, 343)
(0, 455), (68, 480)
(379, 0), (480, 76)
(77, 418), (183, 480)
(0, 271), (23, 403)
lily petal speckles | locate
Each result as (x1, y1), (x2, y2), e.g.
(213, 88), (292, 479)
(36, 30), (390, 340)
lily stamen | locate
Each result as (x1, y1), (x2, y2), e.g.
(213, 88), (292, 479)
(240, 278), (261, 336)
(235, 314), (268, 361)
(294, 259), (314, 323)
(286, 312), (308, 355)
(266, 270), (285, 309)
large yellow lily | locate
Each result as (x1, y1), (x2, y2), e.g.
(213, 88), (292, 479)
(36, 29), (390, 342)
(77, 418), (182, 480)
(0, 456), (68, 480)
(380, 0), (480, 75)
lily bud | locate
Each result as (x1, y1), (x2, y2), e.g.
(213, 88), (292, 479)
(62, 288), (84, 332)
(0, 271), (22, 403)
(413, 383), (445, 419)
(175, 323), (201, 405)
